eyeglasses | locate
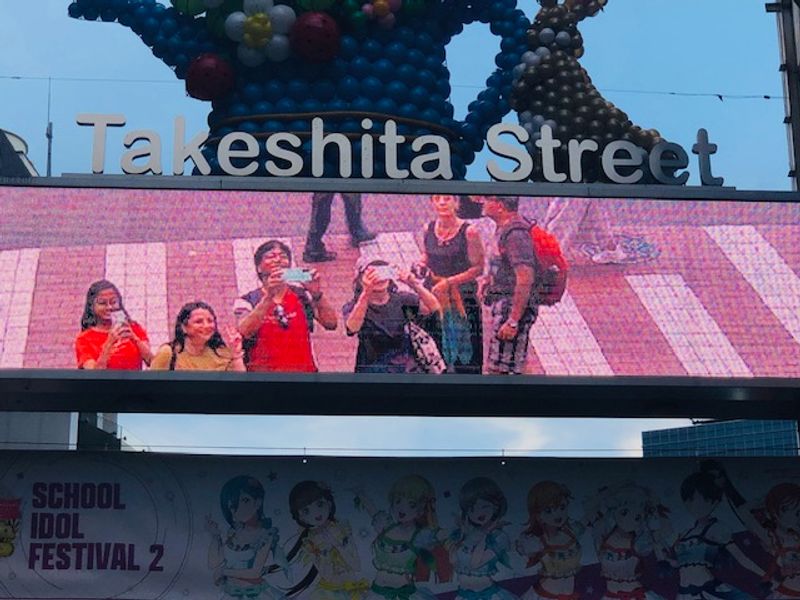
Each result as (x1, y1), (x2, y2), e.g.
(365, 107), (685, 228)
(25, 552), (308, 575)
(273, 304), (289, 329)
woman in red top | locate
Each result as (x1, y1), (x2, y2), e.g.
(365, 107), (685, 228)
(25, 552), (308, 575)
(74, 280), (153, 370)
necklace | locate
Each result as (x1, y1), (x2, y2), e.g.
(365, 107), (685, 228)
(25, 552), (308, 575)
(435, 219), (461, 244)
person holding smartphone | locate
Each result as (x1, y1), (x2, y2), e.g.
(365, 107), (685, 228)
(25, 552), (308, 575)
(234, 240), (337, 372)
(343, 260), (441, 373)
(74, 279), (152, 370)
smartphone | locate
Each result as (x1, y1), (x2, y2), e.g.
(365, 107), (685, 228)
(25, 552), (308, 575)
(373, 265), (398, 280)
(109, 310), (127, 327)
(282, 268), (313, 283)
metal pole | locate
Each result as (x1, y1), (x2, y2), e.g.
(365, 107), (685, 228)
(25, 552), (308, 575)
(45, 77), (53, 177)
(766, 0), (800, 190)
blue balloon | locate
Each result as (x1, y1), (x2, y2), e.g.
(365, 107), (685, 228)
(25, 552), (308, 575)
(341, 120), (360, 133)
(289, 120), (307, 132)
(339, 35), (358, 59)
(397, 64), (417, 85)
(394, 27), (415, 48)
(301, 99), (322, 113)
(409, 86), (429, 107)
(338, 76), (360, 101)
(242, 83), (263, 104)
(373, 58), (394, 82)
(386, 81), (409, 102)
(160, 16), (178, 36)
(288, 80), (310, 101)
(275, 98), (297, 113)
(349, 56), (371, 79)
(351, 97), (373, 113)
(314, 80), (336, 102)
(230, 103), (250, 117)
(417, 70), (436, 90)
(68, 2), (82, 17)
(407, 49), (424, 67)
(263, 120), (283, 132)
(253, 101), (273, 115)
(420, 108), (439, 123)
(362, 39), (382, 61)
(240, 121), (259, 134)
(361, 76), (383, 100)
(376, 98), (398, 114)
(398, 103), (417, 119)
(385, 42), (406, 65)
(265, 81), (285, 103)
(328, 99), (348, 111)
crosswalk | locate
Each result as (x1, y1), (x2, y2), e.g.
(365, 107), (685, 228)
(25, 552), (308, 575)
(0, 225), (799, 377)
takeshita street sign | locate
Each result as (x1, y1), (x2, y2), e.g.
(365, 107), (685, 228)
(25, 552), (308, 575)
(78, 114), (725, 186)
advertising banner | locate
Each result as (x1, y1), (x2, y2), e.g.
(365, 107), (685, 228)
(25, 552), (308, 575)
(0, 451), (798, 599)
(1, 185), (798, 379)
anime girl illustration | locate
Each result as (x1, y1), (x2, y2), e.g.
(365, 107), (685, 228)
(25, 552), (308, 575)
(515, 481), (584, 600)
(286, 481), (369, 600)
(206, 475), (284, 600)
(587, 482), (670, 600)
(448, 477), (516, 600)
(736, 482), (800, 598)
(357, 474), (449, 600)
(668, 461), (766, 599)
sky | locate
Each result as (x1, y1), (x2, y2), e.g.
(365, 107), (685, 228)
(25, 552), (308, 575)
(0, 0), (792, 456)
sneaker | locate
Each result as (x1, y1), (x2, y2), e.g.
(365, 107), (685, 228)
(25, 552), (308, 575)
(302, 248), (337, 263)
(591, 245), (630, 264)
(350, 229), (377, 247)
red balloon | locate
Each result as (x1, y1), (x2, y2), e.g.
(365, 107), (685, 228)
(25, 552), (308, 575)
(185, 53), (235, 101)
(290, 12), (341, 62)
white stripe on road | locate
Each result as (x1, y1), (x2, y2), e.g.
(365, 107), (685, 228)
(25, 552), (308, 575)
(626, 273), (752, 377)
(105, 242), (169, 348)
(705, 225), (800, 345)
(528, 292), (614, 376)
(0, 248), (40, 368)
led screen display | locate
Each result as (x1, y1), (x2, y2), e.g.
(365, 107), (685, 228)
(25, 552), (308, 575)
(1, 185), (798, 378)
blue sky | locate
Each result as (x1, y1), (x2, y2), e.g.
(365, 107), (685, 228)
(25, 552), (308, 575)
(0, 1), (791, 455)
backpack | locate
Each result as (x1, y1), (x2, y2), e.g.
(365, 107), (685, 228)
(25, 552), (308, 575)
(530, 224), (568, 306)
(500, 222), (568, 306)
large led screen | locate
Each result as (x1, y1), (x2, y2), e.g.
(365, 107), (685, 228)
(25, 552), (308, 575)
(1, 185), (798, 378)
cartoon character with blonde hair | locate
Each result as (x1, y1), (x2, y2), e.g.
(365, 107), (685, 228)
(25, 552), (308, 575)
(587, 482), (670, 600)
(0, 497), (20, 558)
(285, 481), (369, 600)
(515, 481), (584, 600)
(357, 475), (449, 600)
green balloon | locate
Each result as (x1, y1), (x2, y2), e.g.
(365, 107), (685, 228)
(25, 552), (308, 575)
(205, 0), (244, 38)
(402, 0), (426, 16)
(349, 9), (368, 32)
(171, 0), (207, 16)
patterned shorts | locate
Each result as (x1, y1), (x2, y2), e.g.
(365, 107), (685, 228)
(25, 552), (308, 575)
(487, 299), (536, 375)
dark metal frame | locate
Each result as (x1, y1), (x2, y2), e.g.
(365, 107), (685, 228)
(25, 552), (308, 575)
(1, 175), (798, 419)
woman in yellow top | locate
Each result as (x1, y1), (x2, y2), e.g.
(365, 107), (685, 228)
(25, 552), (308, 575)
(151, 301), (245, 371)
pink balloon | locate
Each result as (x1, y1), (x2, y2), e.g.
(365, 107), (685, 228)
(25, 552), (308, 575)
(378, 13), (395, 28)
(388, 0), (401, 12)
(361, 3), (373, 15)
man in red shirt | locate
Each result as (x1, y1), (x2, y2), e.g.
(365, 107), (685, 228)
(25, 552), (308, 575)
(234, 240), (337, 372)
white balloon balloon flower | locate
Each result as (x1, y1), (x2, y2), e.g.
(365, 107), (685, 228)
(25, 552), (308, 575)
(225, 0), (297, 66)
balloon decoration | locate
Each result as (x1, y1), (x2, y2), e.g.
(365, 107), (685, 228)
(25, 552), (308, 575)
(185, 53), (236, 100)
(67, 0), (532, 178)
(510, 0), (667, 183)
